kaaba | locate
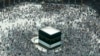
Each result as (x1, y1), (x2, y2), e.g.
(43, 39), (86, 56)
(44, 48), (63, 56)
(39, 26), (61, 49)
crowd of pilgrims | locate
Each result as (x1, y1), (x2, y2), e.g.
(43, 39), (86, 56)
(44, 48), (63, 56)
(0, 2), (99, 56)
